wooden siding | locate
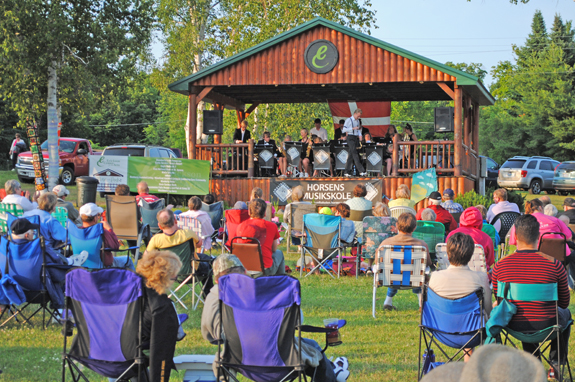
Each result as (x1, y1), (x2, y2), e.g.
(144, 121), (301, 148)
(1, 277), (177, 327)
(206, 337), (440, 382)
(194, 26), (457, 87)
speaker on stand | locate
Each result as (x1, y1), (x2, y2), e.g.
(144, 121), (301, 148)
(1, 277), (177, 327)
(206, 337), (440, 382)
(203, 110), (223, 135)
(434, 107), (454, 133)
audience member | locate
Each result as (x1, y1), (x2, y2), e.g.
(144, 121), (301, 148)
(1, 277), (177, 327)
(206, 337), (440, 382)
(250, 187), (275, 217)
(446, 207), (495, 272)
(440, 188), (464, 213)
(388, 184), (416, 208)
(486, 188), (520, 232)
(179, 196), (215, 250)
(544, 204), (558, 217)
(420, 208), (436, 222)
(135, 181), (159, 206)
(136, 250), (182, 381)
(334, 203), (355, 245)
(52, 185), (81, 225)
(416, 192), (457, 234)
(284, 186), (311, 246)
(378, 213), (431, 311)
(475, 204), (500, 251)
(201, 254), (350, 382)
(203, 194), (216, 205)
(492, 214), (570, 378)
(319, 206), (333, 215)
(233, 201), (248, 210)
(346, 184), (373, 211)
(236, 199), (285, 276)
(557, 198), (575, 225)
(115, 184), (131, 196)
(2, 179), (38, 211)
(539, 195), (552, 207)
(372, 202), (391, 217)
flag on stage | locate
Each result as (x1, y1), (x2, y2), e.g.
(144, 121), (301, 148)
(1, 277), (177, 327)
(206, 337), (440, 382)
(328, 100), (391, 137)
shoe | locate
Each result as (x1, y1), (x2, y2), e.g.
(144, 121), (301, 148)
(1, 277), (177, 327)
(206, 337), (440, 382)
(278, 174), (287, 178)
(359, 172), (367, 177)
(548, 365), (559, 381)
(68, 251), (89, 266)
(383, 304), (397, 311)
(304, 172), (309, 178)
(334, 357), (350, 382)
(11, 169), (15, 171)
(344, 173), (352, 178)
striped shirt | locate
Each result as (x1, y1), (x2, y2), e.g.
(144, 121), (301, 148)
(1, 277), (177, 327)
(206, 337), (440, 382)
(492, 250), (569, 331)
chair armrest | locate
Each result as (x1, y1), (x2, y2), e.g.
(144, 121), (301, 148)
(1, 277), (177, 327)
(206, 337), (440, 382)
(297, 325), (336, 334)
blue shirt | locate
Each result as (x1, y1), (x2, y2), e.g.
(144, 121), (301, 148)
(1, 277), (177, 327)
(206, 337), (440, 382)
(23, 209), (66, 263)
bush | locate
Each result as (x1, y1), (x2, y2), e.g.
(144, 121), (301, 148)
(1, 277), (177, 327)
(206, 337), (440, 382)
(454, 190), (493, 210)
(506, 190), (526, 213)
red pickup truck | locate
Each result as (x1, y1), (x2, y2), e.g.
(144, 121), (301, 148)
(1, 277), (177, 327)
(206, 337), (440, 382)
(16, 138), (100, 185)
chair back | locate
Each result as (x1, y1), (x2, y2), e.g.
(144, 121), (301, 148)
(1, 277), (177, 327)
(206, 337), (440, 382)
(140, 198), (165, 235)
(105, 195), (139, 240)
(157, 237), (195, 276)
(0, 203), (24, 233)
(67, 222), (104, 269)
(230, 237), (265, 273)
(450, 212), (462, 224)
(413, 221), (445, 255)
(64, 268), (144, 379)
(349, 209), (373, 222)
(177, 216), (206, 251)
(302, 214), (341, 250)
(218, 274), (302, 381)
(202, 201), (224, 231)
(490, 211), (520, 242)
(291, 204), (317, 233)
(51, 206), (68, 227)
(361, 217), (397, 259)
(224, 209), (250, 248)
(481, 222), (499, 250)
(375, 245), (426, 288)
(0, 235), (44, 292)
(538, 232), (567, 263)
(435, 243), (487, 273)
(5, 213), (41, 236)
(421, 286), (484, 348)
(389, 206), (416, 219)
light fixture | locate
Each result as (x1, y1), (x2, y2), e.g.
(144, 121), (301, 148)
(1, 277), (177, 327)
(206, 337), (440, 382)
(369, 82), (373, 85)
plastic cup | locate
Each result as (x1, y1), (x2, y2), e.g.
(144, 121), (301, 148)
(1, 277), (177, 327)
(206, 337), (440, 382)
(323, 318), (341, 346)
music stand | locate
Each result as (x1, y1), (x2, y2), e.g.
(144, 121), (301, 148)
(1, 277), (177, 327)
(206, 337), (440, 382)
(255, 145), (275, 169)
(312, 143), (331, 171)
(363, 144), (384, 174)
(284, 142), (305, 177)
(333, 144), (349, 171)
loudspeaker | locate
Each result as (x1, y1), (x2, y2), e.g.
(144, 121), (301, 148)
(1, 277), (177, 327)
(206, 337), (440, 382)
(434, 107), (454, 133)
(203, 110), (223, 135)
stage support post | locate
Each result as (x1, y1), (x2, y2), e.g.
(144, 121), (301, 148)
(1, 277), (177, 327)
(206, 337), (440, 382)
(453, 85), (462, 177)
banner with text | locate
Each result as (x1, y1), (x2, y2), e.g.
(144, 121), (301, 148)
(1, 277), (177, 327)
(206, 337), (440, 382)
(127, 157), (210, 195)
(269, 179), (382, 206)
(90, 155), (129, 193)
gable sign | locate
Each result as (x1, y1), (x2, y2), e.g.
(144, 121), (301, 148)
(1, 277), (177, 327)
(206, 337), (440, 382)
(304, 39), (339, 74)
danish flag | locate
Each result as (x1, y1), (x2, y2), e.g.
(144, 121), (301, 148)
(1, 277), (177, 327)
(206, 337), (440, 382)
(328, 100), (391, 138)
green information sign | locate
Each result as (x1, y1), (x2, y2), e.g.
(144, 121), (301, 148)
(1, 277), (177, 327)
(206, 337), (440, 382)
(127, 157), (211, 195)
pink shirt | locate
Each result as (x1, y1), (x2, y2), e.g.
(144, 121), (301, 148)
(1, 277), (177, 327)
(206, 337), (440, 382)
(509, 212), (572, 255)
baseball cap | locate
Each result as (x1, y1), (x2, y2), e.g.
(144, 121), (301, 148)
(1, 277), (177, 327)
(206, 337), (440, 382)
(428, 191), (442, 201)
(443, 188), (455, 198)
(11, 218), (39, 235)
(52, 185), (70, 197)
(213, 254), (245, 278)
(563, 198), (575, 207)
(79, 203), (104, 217)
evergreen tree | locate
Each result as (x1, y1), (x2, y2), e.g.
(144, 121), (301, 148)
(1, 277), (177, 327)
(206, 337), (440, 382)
(514, 10), (547, 69)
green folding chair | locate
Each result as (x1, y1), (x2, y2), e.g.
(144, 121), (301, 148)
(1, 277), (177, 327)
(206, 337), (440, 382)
(413, 220), (445, 264)
(482, 222), (499, 255)
(0, 203), (24, 233)
(497, 282), (573, 381)
(51, 206), (68, 227)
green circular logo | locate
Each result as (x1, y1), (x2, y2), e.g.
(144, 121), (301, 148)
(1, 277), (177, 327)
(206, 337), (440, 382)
(304, 39), (339, 74)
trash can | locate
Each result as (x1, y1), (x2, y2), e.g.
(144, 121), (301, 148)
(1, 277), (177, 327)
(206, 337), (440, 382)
(76, 176), (99, 207)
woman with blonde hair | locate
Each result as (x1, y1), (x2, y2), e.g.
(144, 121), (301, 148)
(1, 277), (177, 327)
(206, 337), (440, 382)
(136, 250), (184, 381)
(388, 184), (416, 208)
(372, 202), (391, 217)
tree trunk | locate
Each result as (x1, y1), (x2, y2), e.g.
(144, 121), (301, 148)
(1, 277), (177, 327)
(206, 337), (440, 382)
(47, 62), (59, 190)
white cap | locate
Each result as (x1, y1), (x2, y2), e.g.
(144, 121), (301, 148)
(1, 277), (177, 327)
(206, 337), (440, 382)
(52, 185), (69, 197)
(79, 203), (104, 217)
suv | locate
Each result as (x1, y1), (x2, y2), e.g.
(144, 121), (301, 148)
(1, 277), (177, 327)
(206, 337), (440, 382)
(101, 144), (177, 158)
(553, 161), (575, 196)
(497, 156), (560, 194)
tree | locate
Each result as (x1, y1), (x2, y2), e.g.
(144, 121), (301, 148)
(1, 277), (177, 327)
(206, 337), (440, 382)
(514, 10), (547, 68)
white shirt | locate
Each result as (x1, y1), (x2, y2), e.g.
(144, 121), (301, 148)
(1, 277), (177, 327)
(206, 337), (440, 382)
(310, 127), (328, 142)
(2, 194), (38, 212)
(486, 200), (520, 232)
(342, 116), (361, 137)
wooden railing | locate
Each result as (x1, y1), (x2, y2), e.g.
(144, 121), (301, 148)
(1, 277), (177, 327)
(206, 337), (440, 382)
(195, 140), (254, 176)
(392, 139), (456, 175)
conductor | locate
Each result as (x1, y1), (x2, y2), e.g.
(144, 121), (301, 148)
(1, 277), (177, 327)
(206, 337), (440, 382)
(342, 109), (366, 177)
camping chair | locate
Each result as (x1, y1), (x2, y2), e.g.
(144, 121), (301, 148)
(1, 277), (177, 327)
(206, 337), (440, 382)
(539, 232), (568, 264)
(361, 216), (398, 264)
(482, 222), (499, 255)
(201, 201), (224, 250)
(165, 237), (213, 311)
(340, 209), (372, 277)
(176, 215), (207, 254)
(285, 204), (316, 256)
(450, 212), (463, 225)
(51, 206), (68, 228)
(435, 243), (487, 273)
(222, 209), (250, 254)
(413, 221), (445, 264)
(0, 232), (62, 329)
(496, 282), (573, 382)
(390, 205), (417, 219)
(62, 268), (147, 382)
(230, 236), (265, 277)
(301, 214), (342, 279)
(372, 245), (427, 318)
(0, 202), (24, 233)
(67, 221), (133, 269)
(490, 211), (520, 245)
(216, 273), (340, 382)
(418, 286), (485, 379)
(140, 198), (165, 236)
(105, 195), (150, 265)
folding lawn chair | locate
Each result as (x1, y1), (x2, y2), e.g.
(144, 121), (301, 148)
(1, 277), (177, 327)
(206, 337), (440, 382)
(389, 206), (416, 219)
(216, 274), (340, 382)
(0, 202), (23, 233)
(140, 198), (165, 236)
(450, 212), (462, 225)
(413, 221), (445, 264)
(300, 214), (342, 279)
(230, 236), (265, 277)
(176, 215), (207, 253)
(481, 222), (499, 254)
(490, 211), (520, 244)
(418, 285), (485, 379)
(201, 201), (224, 251)
(539, 232), (568, 264)
(435, 243), (487, 273)
(496, 282), (573, 382)
(372, 245), (427, 318)
(0, 232), (63, 329)
(50, 206), (68, 228)
(105, 195), (150, 265)
(348, 209), (373, 244)
(285, 204), (316, 256)
(222, 209), (250, 254)
(62, 268), (148, 382)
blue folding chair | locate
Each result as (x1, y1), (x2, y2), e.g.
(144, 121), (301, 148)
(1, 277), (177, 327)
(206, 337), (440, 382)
(418, 286), (485, 379)
(62, 268), (148, 382)
(301, 214), (342, 278)
(202, 201), (224, 250)
(140, 198), (165, 236)
(216, 274), (339, 382)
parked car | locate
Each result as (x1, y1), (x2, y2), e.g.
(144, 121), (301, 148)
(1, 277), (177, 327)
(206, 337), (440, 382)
(101, 144), (178, 158)
(480, 155), (500, 189)
(16, 138), (100, 185)
(553, 161), (575, 196)
(497, 156), (560, 194)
